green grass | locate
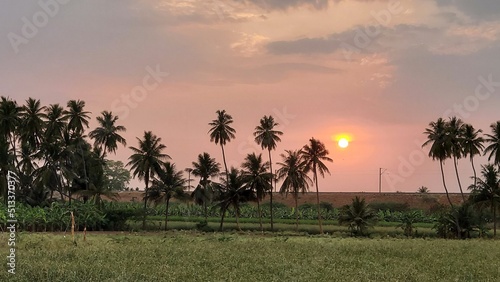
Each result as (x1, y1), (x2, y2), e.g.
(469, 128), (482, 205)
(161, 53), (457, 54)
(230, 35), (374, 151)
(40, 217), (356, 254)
(1, 232), (499, 281)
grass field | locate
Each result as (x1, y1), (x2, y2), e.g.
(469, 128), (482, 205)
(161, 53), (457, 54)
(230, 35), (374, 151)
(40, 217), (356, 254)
(1, 232), (499, 281)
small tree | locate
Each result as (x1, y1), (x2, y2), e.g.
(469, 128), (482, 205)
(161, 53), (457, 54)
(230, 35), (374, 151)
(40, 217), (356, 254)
(417, 186), (430, 193)
(338, 197), (377, 236)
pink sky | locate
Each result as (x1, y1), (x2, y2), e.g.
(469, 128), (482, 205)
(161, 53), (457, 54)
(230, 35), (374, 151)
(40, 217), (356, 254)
(2, 0), (500, 192)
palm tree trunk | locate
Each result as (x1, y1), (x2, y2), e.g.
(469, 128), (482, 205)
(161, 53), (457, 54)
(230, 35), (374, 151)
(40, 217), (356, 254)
(204, 201), (208, 222)
(220, 144), (229, 183)
(493, 201), (497, 237)
(236, 207), (241, 231)
(453, 156), (465, 202)
(257, 198), (263, 232)
(142, 175), (149, 230)
(295, 195), (299, 232)
(314, 169), (323, 234)
(165, 197), (170, 231)
(440, 161), (454, 208)
(268, 149), (274, 232)
(219, 206), (226, 231)
(471, 156), (477, 188)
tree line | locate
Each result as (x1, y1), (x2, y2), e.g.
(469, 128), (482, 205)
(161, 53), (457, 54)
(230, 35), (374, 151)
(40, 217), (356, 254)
(0, 97), (334, 233)
(423, 117), (500, 237)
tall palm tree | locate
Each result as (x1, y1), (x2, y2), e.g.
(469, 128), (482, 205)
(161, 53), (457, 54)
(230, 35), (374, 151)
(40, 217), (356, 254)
(423, 118), (454, 207)
(447, 117), (466, 202)
(241, 153), (272, 231)
(145, 162), (187, 231)
(462, 124), (484, 188)
(191, 152), (221, 221)
(64, 100), (90, 136)
(254, 115), (283, 231)
(276, 150), (311, 231)
(208, 110), (236, 182)
(215, 167), (255, 231)
(484, 121), (500, 166)
(301, 138), (332, 234)
(0, 97), (21, 165)
(469, 164), (500, 236)
(127, 131), (171, 229)
(45, 104), (67, 142)
(89, 111), (127, 156)
(19, 98), (46, 151)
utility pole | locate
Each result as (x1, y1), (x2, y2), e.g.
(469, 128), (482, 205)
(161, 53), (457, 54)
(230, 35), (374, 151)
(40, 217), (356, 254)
(379, 168), (387, 193)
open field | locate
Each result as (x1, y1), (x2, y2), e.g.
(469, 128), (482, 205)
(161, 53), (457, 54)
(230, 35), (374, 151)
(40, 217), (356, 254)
(1, 232), (499, 281)
(116, 192), (464, 210)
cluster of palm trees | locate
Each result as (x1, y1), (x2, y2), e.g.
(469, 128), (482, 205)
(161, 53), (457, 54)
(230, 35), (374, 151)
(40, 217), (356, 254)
(128, 110), (333, 232)
(0, 97), (127, 207)
(423, 117), (500, 236)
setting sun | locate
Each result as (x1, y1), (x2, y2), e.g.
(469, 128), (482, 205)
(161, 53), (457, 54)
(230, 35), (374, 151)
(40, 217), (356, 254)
(338, 138), (349, 148)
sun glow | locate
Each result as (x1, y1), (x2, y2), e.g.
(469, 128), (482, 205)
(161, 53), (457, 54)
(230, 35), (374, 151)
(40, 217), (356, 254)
(338, 138), (349, 148)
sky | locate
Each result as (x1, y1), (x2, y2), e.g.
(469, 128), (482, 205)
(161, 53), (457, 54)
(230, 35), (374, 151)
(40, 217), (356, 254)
(1, 0), (500, 193)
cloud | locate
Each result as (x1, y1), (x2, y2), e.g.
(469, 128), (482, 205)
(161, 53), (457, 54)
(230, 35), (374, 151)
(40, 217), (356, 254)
(230, 0), (329, 11)
(436, 0), (500, 21)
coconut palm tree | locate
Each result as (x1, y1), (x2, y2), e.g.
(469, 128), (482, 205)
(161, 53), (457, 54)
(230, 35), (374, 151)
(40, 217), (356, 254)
(276, 150), (311, 231)
(89, 111), (127, 156)
(254, 115), (283, 231)
(338, 196), (377, 236)
(0, 97), (21, 165)
(462, 124), (484, 188)
(215, 167), (255, 231)
(191, 152), (221, 221)
(300, 138), (332, 234)
(241, 153), (272, 231)
(208, 110), (236, 182)
(127, 131), (171, 229)
(64, 100), (90, 136)
(469, 164), (500, 236)
(484, 121), (500, 166)
(19, 98), (46, 152)
(423, 118), (454, 207)
(447, 117), (466, 202)
(45, 104), (67, 142)
(145, 162), (187, 231)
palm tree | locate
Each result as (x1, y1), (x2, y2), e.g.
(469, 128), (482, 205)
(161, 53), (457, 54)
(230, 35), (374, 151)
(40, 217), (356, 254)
(89, 111), (127, 156)
(19, 98), (46, 151)
(0, 97), (21, 165)
(469, 164), (500, 236)
(45, 104), (67, 142)
(423, 118), (454, 207)
(276, 150), (311, 231)
(447, 117), (466, 202)
(127, 131), (171, 229)
(254, 115), (283, 231)
(64, 100), (90, 136)
(338, 196), (378, 236)
(145, 162), (187, 231)
(301, 138), (332, 234)
(484, 121), (500, 166)
(215, 167), (255, 231)
(241, 153), (272, 231)
(191, 152), (221, 221)
(462, 124), (484, 188)
(417, 186), (430, 193)
(208, 110), (236, 182)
